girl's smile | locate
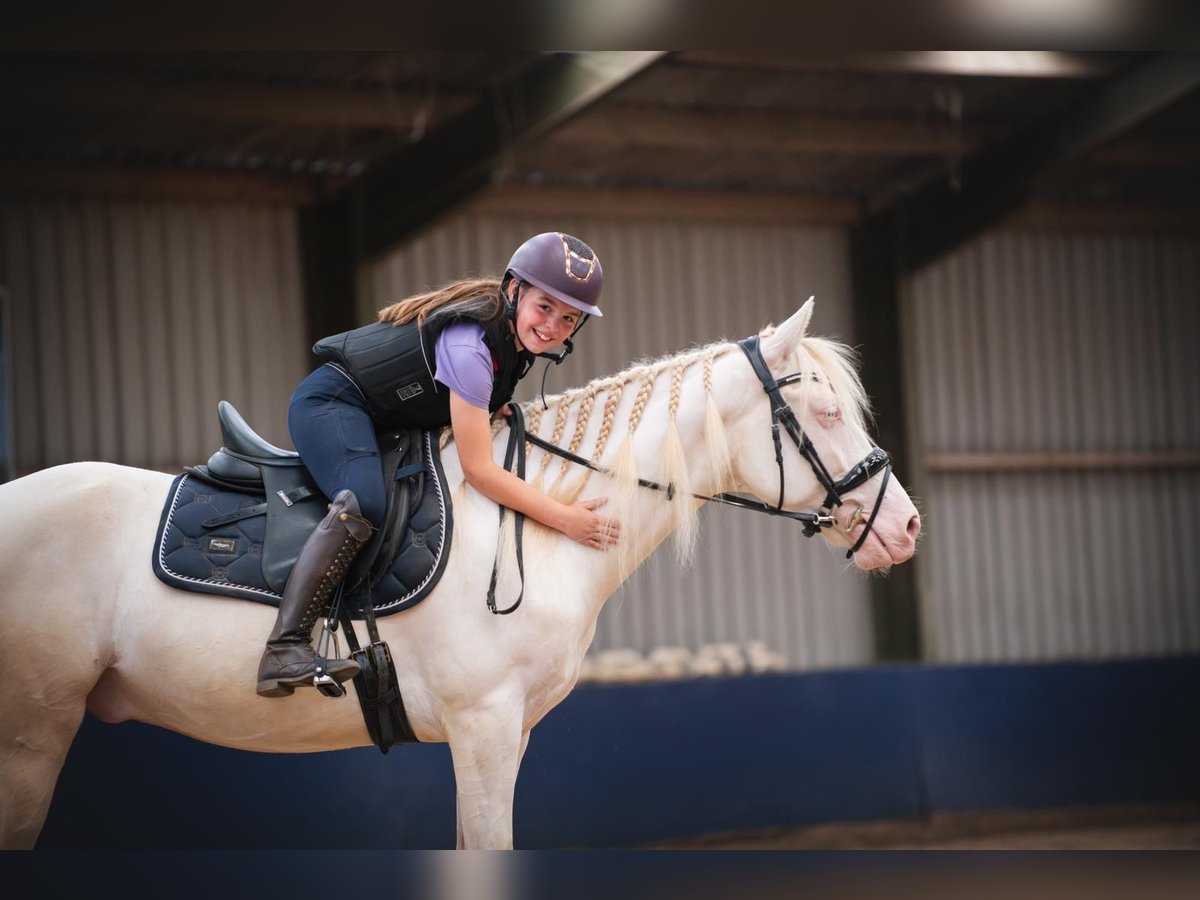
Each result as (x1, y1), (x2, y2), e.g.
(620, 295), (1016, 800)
(513, 287), (580, 352)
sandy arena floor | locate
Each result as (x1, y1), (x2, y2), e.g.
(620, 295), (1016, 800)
(652, 804), (1200, 849)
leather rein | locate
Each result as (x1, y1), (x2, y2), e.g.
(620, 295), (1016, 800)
(486, 335), (893, 614)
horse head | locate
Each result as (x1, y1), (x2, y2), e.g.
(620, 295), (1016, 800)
(724, 299), (921, 571)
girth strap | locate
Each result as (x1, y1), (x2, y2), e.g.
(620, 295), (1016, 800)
(336, 592), (418, 752)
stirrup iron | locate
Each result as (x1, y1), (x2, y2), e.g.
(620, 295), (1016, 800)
(312, 608), (347, 697)
(313, 656), (347, 698)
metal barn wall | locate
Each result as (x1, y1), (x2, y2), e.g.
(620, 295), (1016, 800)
(0, 198), (308, 474)
(906, 231), (1200, 663)
(369, 208), (873, 670)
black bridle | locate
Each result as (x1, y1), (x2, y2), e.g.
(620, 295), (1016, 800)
(487, 334), (894, 613)
(735, 335), (892, 558)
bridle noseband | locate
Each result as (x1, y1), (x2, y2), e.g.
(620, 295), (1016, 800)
(736, 335), (892, 558)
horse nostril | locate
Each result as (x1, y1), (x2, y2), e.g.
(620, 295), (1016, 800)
(907, 514), (921, 540)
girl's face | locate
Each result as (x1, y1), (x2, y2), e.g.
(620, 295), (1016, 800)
(513, 285), (581, 353)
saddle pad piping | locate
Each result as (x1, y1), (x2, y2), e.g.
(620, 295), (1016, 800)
(371, 431), (450, 613)
(155, 474), (284, 603)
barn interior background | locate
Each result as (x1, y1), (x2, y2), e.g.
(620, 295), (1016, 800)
(1, 50), (1197, 848)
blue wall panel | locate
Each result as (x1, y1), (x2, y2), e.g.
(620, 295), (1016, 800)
(911, 660), (1200, 812)
(36, 657), (1200, 848)
(513, 671), (923, 847)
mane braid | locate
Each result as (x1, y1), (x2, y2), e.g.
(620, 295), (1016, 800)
(592, 384), (624, 463)
(558, 387), (599, 501)
(524, 404), (544, 458)
(662, 358), (697, 564)
(536, 396), (575, 486)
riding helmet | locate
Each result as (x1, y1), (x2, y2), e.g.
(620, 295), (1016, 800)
(504, 232), (603, 318)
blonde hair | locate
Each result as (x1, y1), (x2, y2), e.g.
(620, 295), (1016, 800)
(377, 277), (504, 327)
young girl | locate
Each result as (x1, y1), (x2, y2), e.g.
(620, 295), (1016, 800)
(257, 232), (621, 698)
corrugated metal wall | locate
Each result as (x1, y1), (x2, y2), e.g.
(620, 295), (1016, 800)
(9, 193), (1193, 671)
(907, 231), (1200, 662)
(0, 198), (308, 474)
(370, 209), (874, 669)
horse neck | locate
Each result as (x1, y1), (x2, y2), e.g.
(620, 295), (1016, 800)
(525, 343), (748, 605)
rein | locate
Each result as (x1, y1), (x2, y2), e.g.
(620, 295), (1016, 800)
(485, 334), (894, 613)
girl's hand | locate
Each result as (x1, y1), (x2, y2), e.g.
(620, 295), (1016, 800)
(563, 497), (621, 551)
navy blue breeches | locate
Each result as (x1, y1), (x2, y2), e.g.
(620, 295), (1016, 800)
(288, 364), (388, 528)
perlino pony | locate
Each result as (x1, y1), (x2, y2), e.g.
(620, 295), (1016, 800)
(0, 300), (920, 849)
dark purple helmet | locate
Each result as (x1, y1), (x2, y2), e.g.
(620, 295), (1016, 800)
(505, 232), (603, 318)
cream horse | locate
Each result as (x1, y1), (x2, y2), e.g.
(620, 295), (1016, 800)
(0, 299), (920, 849)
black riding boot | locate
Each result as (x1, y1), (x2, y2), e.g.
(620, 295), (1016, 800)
(256, 489), (373, 698)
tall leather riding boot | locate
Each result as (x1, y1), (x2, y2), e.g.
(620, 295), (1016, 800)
(256, 489), (373, 698)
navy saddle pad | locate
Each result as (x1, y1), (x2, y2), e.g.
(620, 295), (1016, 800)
(152, 431), (453, 617)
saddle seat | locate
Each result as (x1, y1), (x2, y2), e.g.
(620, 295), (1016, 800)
(205, 400), (301, 487)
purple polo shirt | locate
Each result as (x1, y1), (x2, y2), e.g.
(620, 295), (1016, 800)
(434, 321), (495, 410)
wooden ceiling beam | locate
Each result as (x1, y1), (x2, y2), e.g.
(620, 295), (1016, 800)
(677, 51), (1121, 79)
(550, 106), (1200, 167)
(1002, 199), (1200, 232)
(0, 57), (473, 129)
(547, 106), (985, 157)
(468, 182), (860, 223)
(0, 162), (319, 204)
(1090, 133), (1200, 166)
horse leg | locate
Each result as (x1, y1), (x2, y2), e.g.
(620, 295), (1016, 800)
(0, 674), (95, 849)
(454, 728), (530, 850)
(0, 463), (140, 848)
(0, 578), (106, 848)
(447, 705), (527, 850)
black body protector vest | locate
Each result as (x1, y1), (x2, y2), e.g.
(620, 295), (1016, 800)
(313, 314), (533, 428)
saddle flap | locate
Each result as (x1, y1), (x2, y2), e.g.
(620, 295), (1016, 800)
(260, 465), (326, 594)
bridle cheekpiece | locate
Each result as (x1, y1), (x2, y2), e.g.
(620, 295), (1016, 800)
(736, 335), (892, 558)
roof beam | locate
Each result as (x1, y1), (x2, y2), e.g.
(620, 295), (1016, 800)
(549, 107), (988, 157)
(1091, 133), (1200, 166)
(350, 51), (666, 259)
(0, 57), (472, 129)
(549, 105), (1200, 167)
(469, 182), (859, 223)
(678, 51), (1121, 79)
(0, 161), (318, 203)
(873, 52), (1200, 273)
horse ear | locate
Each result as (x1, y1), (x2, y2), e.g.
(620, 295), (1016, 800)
(762, 296), (815, 364)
